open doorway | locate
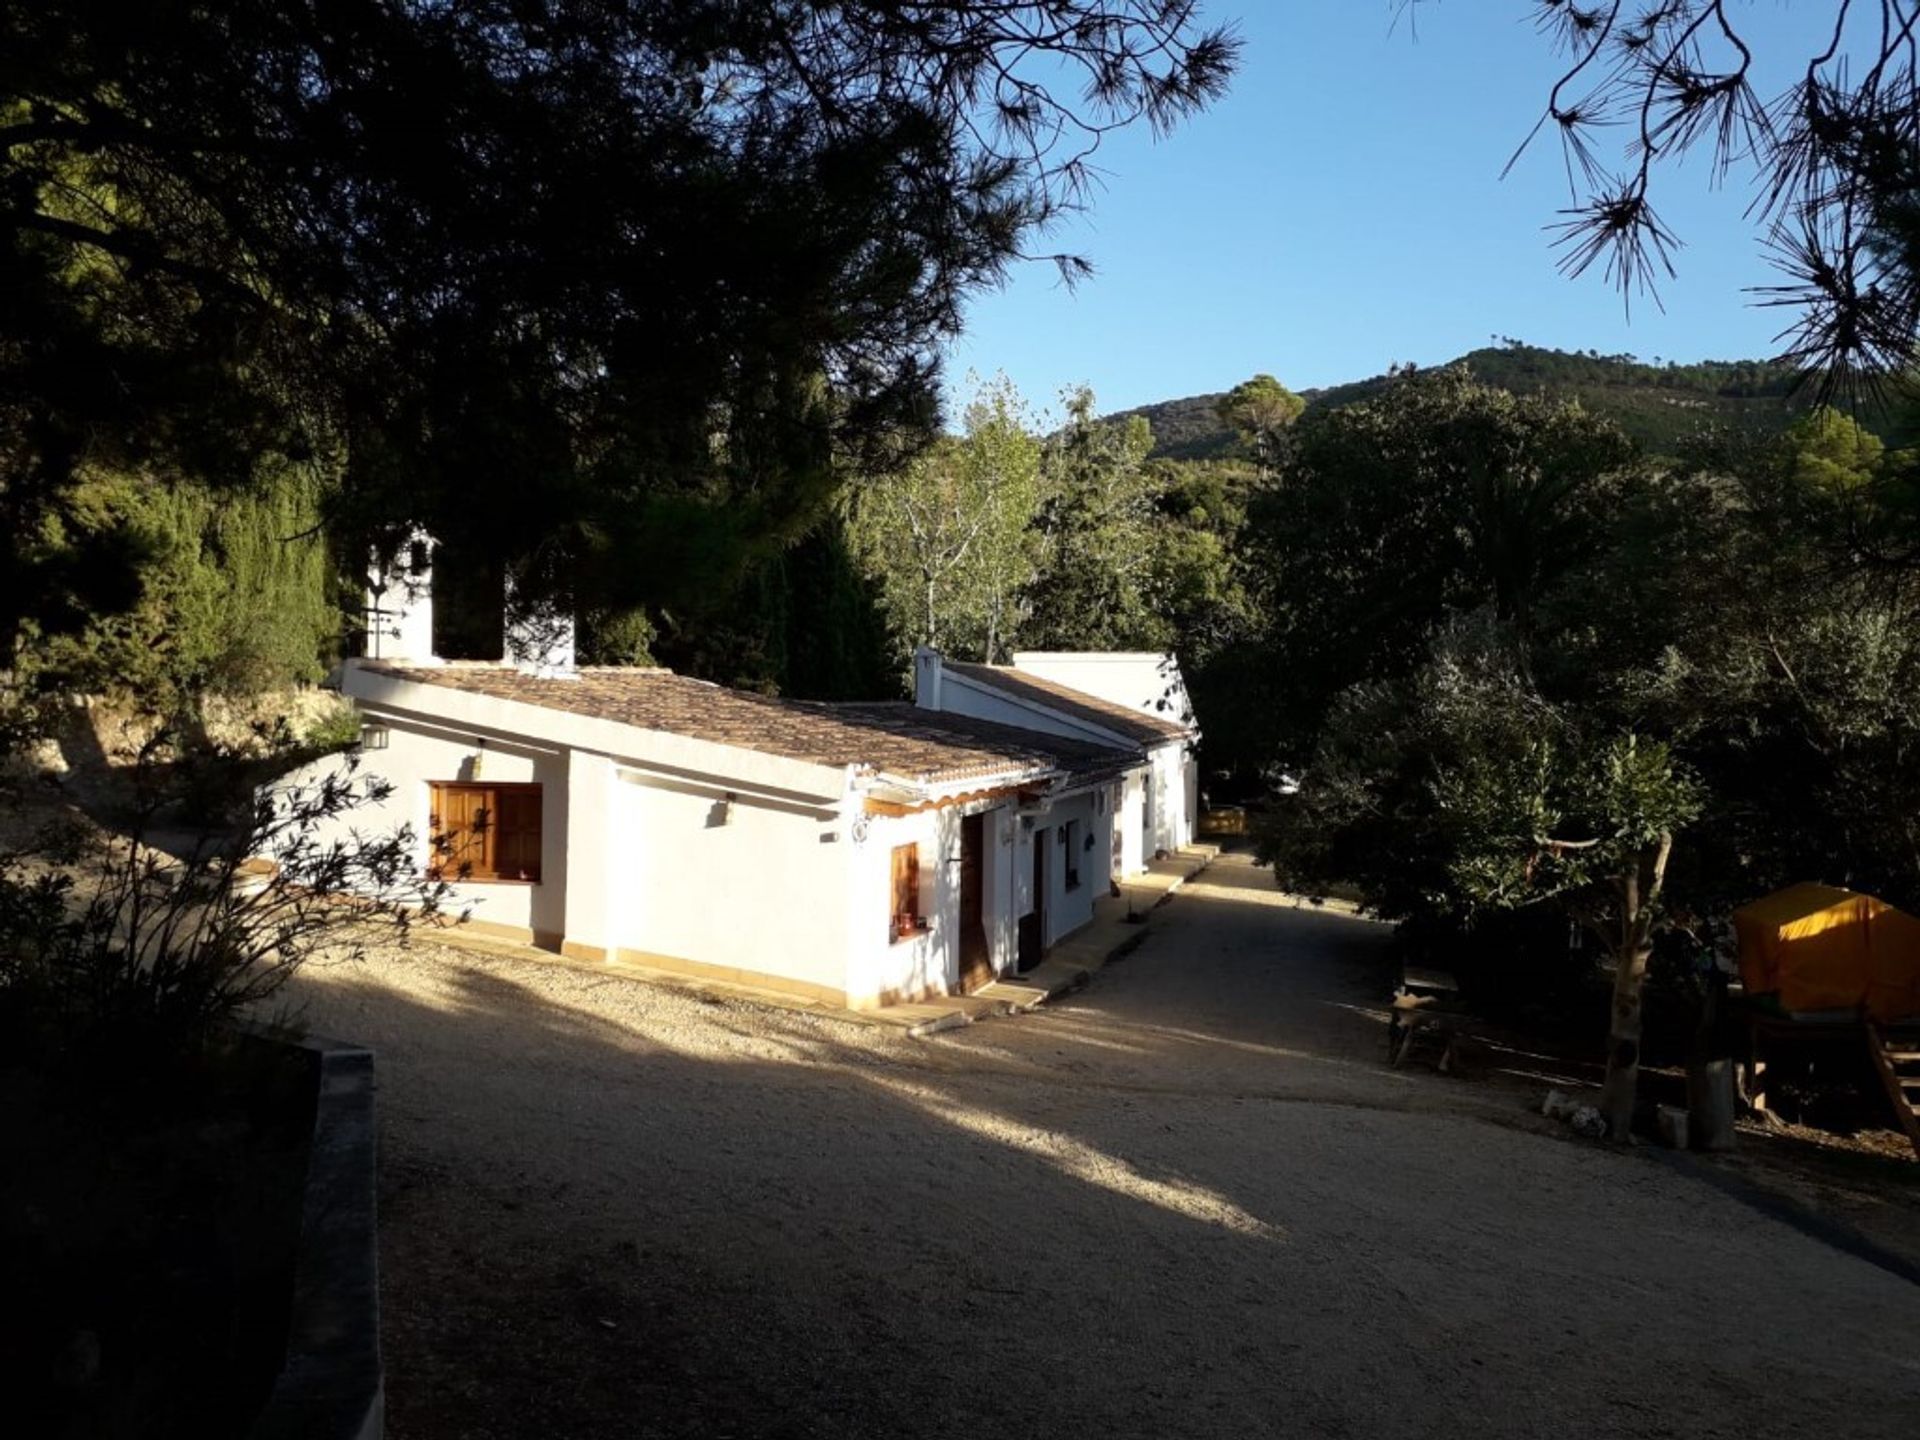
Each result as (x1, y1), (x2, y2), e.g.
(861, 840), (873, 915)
(957, 813), (992, 993)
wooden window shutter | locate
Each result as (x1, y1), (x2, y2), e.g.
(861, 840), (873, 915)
(429, 782), (542, 882)
(494, 788), (543, 881)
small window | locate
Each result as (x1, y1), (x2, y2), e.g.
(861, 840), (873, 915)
(890, 843), (923, 943)
(429, 782), (543, 882)
(1062, 821), (1081, 891)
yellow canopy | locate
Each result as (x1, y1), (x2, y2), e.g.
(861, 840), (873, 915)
(1733, 882), (1920, 1022)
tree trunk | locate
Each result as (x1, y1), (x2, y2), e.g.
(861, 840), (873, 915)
(1598, 832), (1673, 1142)
(1599, 931), (1652, 1141)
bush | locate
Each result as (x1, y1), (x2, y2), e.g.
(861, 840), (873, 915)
(0, 735), (454, 1068)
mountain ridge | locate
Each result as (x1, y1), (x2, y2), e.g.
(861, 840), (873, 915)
(1113, 343), (1827, 461)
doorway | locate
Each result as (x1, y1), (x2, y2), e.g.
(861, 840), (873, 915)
(1017, 826), (1047, 974)
(957, 813), (992, 993)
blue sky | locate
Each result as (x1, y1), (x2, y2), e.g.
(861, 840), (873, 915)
(945, 3), (1840, 422)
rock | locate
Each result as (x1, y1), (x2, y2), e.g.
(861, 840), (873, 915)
(1569, 1105), (1607, 1140)
(1655, 1105), (1689, 1150)
(50, 1329), (101, 1389)
(1542, 1088), (1574, 1120)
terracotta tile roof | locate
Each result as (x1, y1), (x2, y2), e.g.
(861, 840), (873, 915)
(944, 661), (1193, 745)
(354, 663), (1135, 787)
(829, 703), (1138, 783)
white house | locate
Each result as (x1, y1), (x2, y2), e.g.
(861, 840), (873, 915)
(912, 647), (1199, 877)
(274, 558), (1174, 1009)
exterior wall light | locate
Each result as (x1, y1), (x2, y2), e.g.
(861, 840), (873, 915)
(359, 722), (390, 751)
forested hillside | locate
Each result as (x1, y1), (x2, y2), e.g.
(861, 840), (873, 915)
(1118, 342), (1829, 460)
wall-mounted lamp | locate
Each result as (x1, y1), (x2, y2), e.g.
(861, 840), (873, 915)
(707, 791), (736, 828)
(359, 722), (390, 751)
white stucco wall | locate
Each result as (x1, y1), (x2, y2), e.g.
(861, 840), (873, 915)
(930, 674), (1121, 747)
(277, 667), (1133, 1007)
(1011, 651), (1194, 729)
(615, 772), (853, 998)
(1016, 787), (1110, 948)
(272, 717), (570, 941)
(1144, 742), (1196, 857)
(845, 798), (1026, 1005)
(915, 660), (1177, 877)
(1118, 770), (1146, 877)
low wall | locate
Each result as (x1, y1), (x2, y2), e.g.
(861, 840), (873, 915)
(249, 1035), (384, 1440)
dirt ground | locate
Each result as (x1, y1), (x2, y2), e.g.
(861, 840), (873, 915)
(286, 853), (1920, 1439)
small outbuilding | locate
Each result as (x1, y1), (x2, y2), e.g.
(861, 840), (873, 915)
(912, 647), (1199, 875)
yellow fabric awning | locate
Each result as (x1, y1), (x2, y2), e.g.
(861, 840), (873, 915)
(1733, 882), (1920, 1022)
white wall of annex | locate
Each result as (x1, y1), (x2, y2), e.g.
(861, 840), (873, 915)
(1145, 743), (1197, 857)
(1022, 788), (1109, 947)
(928, 676), (1121, 748)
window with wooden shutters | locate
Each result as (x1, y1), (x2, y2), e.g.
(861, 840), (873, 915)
(890, 843), (922, 943)
(428, 782), (543, 882)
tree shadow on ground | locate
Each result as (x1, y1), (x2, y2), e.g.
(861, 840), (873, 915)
(288, 934), (1920, 1440)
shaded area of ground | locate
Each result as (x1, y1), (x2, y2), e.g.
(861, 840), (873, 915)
(288, 853), (1920, 1439)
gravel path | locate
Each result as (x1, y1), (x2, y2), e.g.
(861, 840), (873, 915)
(288, 854), (1920, 1439)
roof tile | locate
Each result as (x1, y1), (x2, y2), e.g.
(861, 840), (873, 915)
(356, 664), (1135, 787)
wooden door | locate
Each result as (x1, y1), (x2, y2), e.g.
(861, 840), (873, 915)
(957, 814), (991, 993)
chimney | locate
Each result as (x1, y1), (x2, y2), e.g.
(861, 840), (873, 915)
(366, 532), (437, 663)
(913, 645), (943, 711)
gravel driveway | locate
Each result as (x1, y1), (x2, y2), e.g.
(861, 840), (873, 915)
(288, 853), (1920, 1439)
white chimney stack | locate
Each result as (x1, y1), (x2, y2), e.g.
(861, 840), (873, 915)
(913, 645), (943, 711)
(366, 533), (438, 663)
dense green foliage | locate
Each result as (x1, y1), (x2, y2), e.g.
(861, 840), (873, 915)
(1249, 366), (1920, 1003)
(1, 1), (1236, 730)
(1239, 369), (1920, 1122)
(845, 378), (1043, 665)
(19, 462), (335, 715)
(840, 378), (1258, 679)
